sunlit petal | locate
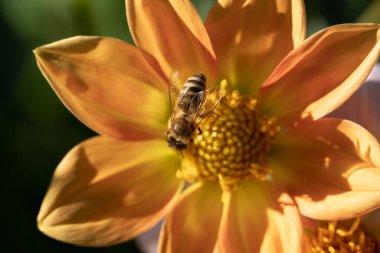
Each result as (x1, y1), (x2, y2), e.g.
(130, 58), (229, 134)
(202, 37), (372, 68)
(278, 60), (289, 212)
(37, 136), (183, 246)
(159, 182), (222, 253)
(217, 183), (304, 253)
(206, 0), (306, 94)
(271, 118), (380, 220)
(260, 24), (380, 126)
(34, 36), (169, 140)
(126, 0), (217, 83)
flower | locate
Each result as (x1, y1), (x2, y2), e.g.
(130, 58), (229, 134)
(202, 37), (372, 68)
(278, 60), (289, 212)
(34, 0), (380, 252)
(136, 64), (380, 253)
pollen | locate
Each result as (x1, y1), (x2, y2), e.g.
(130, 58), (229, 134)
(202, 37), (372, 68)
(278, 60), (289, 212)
(305, 218), (378, 253)
(182, 86), (279, 191)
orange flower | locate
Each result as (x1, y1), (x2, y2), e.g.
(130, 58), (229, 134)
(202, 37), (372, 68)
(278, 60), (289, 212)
(135, 64), (380, 253)
(34, 1), (380, 252)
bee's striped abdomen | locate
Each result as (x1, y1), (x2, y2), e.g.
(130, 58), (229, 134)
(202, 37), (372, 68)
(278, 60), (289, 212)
(178, 73), (206, 113)
(186, 73), (206, 90)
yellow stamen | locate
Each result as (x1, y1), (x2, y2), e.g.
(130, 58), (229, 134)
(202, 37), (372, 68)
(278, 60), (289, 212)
(305, 218), (378, 253)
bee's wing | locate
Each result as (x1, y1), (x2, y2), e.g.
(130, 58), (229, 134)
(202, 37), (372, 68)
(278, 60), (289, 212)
(168, 71), (182, 118)
(193, 87), (224, 128)
(187, 91), (204, 114)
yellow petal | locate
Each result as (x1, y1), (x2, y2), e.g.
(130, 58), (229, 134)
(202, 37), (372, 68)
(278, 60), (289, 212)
(270, 118), (380, 220)
(126, 0), (217, 83)
(260, 24), (380, 126)
(37, 136), (183, 246)
(217, 183), (304, 253)
(34, 36), (168, 140)
(205, 0), (306, 95)
(159, 182), (222, 253)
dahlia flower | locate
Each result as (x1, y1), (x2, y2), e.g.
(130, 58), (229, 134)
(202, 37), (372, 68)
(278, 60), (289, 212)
(137, 64), (380, 253)
(35, 1), (380, 252)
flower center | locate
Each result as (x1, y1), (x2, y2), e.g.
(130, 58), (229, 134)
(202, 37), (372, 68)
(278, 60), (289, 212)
(305, 219), (378, 253)
(181, 87), (279, 191)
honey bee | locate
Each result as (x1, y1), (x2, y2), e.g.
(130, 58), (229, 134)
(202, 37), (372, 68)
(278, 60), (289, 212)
(166, 72), (223, 151)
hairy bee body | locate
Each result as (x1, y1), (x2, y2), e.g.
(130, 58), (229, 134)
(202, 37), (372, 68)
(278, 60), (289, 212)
(166, 73), (208, 151)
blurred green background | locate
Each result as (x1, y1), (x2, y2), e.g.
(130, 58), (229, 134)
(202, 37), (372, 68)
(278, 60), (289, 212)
(1, 0), (379, 252)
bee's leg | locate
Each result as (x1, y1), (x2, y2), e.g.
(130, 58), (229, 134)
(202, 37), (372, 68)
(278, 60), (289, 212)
(197, 127), (203, 134)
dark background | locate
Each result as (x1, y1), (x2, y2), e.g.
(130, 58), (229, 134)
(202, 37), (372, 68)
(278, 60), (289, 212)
(1, 0), (378, 252)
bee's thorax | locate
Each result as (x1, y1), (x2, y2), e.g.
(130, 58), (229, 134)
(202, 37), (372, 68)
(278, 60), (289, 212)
(172, 120), (192, 137)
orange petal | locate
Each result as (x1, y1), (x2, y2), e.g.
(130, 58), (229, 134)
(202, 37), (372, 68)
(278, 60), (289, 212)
(34, 36), (168, 140)
(205, 0), (306, 95)
(260, 24), (380, 126)
(37, 136), (183, 246)
(270, 118), (380, 220)
(126, 0), (217, 83)
(328, 64), (380, 140)
(159, 182), (223, 253)
(217, 183), (304, 253)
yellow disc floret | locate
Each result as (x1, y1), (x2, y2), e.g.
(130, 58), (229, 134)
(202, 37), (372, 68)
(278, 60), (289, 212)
(181, 84), (279, 191)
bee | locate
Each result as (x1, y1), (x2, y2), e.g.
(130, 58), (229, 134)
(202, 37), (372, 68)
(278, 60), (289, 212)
(166, 72), (223, 151)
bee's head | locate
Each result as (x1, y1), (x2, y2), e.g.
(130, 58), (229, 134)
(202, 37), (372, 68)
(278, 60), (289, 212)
(167, 136), (188, 150)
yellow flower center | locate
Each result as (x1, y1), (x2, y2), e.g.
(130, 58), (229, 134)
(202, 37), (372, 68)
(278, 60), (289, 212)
(305, 219), (378, 253)
(180, 85), (279, 191)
